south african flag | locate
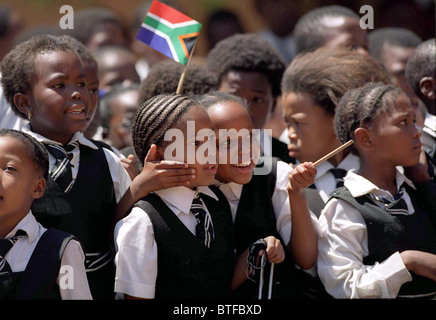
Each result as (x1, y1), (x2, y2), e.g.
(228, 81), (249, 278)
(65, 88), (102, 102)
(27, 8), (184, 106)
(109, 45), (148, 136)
(136, 0), (202, 65)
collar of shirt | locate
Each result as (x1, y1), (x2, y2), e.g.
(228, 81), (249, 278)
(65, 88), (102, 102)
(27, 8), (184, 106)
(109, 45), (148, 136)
(22, 123), (98, 150)
(6, 210), (39, 244)
(155, 186), (218, 216)
(343, 168), (416, 215)
(215, 181), (243, 202)
(314, 152), (360, 180)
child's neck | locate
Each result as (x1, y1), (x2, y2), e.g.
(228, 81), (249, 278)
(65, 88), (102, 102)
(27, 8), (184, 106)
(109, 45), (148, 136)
(30, 123), (75, 146)
(358, 160), (398, 196)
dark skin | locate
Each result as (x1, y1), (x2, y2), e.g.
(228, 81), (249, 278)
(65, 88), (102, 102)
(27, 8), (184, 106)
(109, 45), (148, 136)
(354, 94), (436, 281)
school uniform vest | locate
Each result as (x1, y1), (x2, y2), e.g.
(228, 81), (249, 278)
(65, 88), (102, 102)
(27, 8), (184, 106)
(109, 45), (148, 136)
(330, 185), (436, 298)
(232, 157), (302, 299)
(31, 142), (117, 300)
(134, 185), (234, 299)
(0, 229), (76, 300)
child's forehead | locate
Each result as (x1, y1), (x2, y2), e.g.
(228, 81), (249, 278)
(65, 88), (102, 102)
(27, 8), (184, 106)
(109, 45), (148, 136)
(221, 69), (272, 92)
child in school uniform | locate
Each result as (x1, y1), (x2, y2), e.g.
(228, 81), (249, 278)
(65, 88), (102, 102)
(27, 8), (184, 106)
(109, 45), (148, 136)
(194, 91), (319, 299)
(318, 83), (436, 299)
(281, 47), (391, 217)
(114, 94), (235, 299)
(0, 34), (132, 300)
(206, 33), (293, 164)
(0, 129), (91, 299)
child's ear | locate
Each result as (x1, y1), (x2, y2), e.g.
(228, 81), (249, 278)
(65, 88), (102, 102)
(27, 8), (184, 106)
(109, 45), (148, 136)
(32, 177), (46, 200)
(354, 127), (373, 151)
(13, 93), (31, 117)
(420, 77), (435, 100)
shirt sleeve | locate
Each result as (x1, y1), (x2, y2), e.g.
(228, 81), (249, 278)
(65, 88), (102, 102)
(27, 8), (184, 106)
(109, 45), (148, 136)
(103, 147), (132, 203)
(58, 239), (93, 300)
(317, 199), (412, 299)
(114, 207), (157, 299)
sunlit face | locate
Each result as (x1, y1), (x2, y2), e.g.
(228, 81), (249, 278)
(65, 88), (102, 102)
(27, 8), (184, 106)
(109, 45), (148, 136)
(282, 92), (340, 163)
(207, 101), (257, 185)
(0, 136), (45, 228)
(322, 16), (369, 55)
(98, 51), (140, 92)
(365, 94), (422, 167)
(25, 50), (91, 145)
(218, 70), (274, 129)
(159, 106), (217, 188)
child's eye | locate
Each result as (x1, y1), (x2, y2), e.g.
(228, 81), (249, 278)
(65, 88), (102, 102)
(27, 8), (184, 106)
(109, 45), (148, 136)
(3, 165), (17, 172)
(400, 119), (408, 125)
(53, 84), (64, 89)
(252, 97), (264, 104)
(89, 88), (99, 95)
(77, 82), (86, 87)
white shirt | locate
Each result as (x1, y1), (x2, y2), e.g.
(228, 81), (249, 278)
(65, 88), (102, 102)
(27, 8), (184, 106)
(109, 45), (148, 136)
(5, 211), (92, 299)
(317, 169), (416, 299)
(114, 186), (218, 299)
(22, 124), (131, 203)
(312, 153), (361, 203)
(216, 160), (294, 245)
(423, 112), (436, 138)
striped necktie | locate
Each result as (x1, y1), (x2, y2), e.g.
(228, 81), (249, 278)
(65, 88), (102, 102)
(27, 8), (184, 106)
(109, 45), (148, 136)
(0, 230), (27, 274)
(45, 141), (78, 193)
(190, 193), (215, 248)
(329, 168), (347, 188)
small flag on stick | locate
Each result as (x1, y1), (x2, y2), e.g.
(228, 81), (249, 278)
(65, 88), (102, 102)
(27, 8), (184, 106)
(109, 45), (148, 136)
(136, 0), (202, 66)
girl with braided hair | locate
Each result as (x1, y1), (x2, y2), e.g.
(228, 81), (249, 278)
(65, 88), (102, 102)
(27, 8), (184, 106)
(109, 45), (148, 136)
(114, 93), (235, 299)
(318, 83), (436, 299)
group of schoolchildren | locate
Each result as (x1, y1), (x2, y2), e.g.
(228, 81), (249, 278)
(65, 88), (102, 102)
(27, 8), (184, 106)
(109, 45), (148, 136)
(0, 3), (435, 300)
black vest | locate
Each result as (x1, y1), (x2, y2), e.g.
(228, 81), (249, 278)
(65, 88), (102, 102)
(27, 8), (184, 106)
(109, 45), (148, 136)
(134, 186), (234, 299)
(31, 142), (117, 299)
(330, 185), (436, 298)
(232, 157), (301, 299)
(0, 228), (77, 300)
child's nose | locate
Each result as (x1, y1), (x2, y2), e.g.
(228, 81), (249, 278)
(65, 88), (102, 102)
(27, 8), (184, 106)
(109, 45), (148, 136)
(71, 90), (81, 100)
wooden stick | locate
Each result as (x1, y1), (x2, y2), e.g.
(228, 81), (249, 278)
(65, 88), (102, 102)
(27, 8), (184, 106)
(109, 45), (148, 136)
(176, 40), (197, 94)
(313, 140), (354, 167)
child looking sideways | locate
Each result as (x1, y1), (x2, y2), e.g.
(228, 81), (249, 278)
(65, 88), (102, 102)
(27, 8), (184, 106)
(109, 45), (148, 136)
(318, 83), (436, 299)
(0, 129), (91, 299)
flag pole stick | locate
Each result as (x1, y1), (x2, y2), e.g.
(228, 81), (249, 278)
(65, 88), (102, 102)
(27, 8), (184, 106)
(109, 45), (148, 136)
(176, 40), (198, 94)
(313, 140), (354, 167)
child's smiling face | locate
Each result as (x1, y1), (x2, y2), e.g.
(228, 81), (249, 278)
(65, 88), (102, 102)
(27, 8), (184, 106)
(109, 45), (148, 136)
(207, 101), (257, 185)
(24, 50), (91, 145)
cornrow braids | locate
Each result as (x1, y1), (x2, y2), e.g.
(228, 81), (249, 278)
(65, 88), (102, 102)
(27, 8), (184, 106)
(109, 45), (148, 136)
(192, 90), (248, 110)
(131, 93), (198, 165)
(334, 83), (402, 155)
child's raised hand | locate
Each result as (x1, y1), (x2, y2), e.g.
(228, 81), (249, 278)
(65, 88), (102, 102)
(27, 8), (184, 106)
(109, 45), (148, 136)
(261, 236), (285, 264)
(287, 162), (317, 195)
(130, 144), (196, 200)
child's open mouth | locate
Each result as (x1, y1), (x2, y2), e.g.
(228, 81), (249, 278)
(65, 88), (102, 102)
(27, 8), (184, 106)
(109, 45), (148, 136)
(232, 161), (253, 172)
(65, 106), (86, 119)
(204, 164), (217, 174)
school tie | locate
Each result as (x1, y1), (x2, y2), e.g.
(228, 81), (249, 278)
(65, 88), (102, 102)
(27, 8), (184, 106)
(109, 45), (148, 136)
(0, 230), (27, 274)
(380, 187), (409, 215)
(329, 168), (347, 188)
(190, 193), (215, 248)
(45, 141), (78, 193)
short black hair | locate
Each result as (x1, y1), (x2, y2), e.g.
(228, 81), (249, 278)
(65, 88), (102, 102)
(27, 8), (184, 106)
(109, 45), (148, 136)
(59, 35), (97, 68)
(206, 33), (285, 97)
(368, 27), (422, 62)
(100, 83), (140, 129)
(334, 83), (402, 155)
(0, 34), (76, 118)
(131, 93), (199, 165)
(192, 90), (248, 110)
(405, 39), (436, 101)
(292, 5), (360, 55)
(281, 47), (391, 115)
(138, 60), (218, 105)
(0, 129), (49, 180)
